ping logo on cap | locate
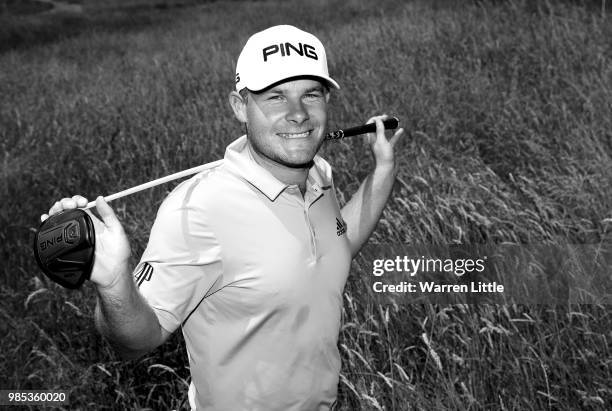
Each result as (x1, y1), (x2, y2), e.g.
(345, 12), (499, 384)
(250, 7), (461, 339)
(262, 42), (318, 62)
(235, 25), (339, 92)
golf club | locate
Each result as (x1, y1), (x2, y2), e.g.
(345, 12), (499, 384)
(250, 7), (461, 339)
(34, 117), (400, 288)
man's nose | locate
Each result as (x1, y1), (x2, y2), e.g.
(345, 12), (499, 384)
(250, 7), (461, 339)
(285, 99), (309, 124)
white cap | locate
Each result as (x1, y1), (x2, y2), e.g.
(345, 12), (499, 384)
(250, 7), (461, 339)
(235, 25), (340, 92)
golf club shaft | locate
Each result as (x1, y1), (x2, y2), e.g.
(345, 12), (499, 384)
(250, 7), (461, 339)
(84, 117), (400, 209)
(84, 160), (224, 209)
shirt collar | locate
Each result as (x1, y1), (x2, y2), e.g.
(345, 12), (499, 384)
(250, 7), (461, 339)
(223, 135), (332, 202)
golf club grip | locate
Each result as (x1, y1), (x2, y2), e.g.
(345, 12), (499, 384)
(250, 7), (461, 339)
(325, 117), (399, 140)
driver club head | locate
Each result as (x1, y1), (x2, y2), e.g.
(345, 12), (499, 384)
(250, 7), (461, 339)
(33, 209), (95, 289)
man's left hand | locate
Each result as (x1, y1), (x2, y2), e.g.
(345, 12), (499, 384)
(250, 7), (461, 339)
(365, 114), (404, 171)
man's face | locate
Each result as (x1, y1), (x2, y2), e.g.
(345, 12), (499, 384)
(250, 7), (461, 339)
(239, 78), (330, 169)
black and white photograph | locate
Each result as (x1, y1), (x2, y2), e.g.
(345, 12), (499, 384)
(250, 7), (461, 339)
(1, 0), (611, 409)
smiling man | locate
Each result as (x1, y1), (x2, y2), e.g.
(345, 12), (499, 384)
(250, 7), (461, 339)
(44, 25), (403, 410)
(232, 78), (329, 177)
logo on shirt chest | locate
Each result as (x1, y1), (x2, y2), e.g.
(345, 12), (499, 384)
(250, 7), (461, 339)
(336, 217), (347, 236)
(134, 262), (154, 287)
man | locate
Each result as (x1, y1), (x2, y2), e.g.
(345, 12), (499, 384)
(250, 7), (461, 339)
(43, 25), (403, 410)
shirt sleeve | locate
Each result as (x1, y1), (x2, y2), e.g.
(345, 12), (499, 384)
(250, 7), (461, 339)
(133, 178), (223, 333)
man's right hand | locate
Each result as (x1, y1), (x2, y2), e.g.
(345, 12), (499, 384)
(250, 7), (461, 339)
(41, 195), (131, 289)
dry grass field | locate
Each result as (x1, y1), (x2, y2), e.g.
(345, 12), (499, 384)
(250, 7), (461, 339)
(1, 0), (611, 409)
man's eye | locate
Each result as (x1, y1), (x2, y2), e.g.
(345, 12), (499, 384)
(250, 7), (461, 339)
(267, 95), (283, 101)
(304, 93), (323, 99)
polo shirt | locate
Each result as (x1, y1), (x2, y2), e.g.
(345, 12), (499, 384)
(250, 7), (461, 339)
(133, 135), (352, 410)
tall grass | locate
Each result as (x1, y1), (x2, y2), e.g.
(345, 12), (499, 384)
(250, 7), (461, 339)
(1, 0), (611, 409)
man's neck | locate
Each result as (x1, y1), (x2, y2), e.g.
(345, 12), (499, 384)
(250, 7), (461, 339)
(247, 140), (309, 194)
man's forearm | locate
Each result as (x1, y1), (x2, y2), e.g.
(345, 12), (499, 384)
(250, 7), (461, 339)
(341, 164), (397, 257)
(94, 263), (166, 360)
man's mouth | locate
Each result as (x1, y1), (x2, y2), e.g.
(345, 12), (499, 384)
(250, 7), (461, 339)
(277, 130), (312, 139)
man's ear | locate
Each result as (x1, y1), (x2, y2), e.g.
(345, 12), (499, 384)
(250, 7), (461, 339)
(229, 91), (248, 123)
